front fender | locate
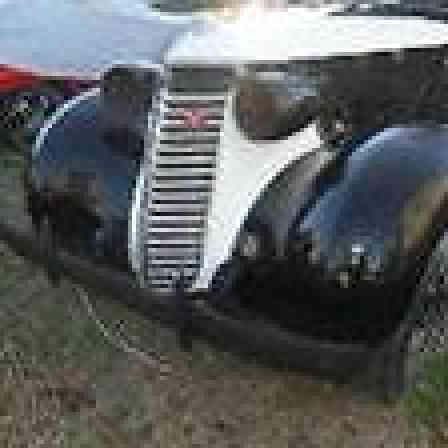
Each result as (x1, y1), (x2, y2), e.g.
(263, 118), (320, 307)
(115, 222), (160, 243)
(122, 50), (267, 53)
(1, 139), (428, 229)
(289, 125), (448, 298)
(28, 88), (141, 271)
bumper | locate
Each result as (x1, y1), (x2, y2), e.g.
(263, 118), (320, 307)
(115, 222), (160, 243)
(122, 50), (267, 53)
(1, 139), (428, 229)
(0, 217), (373, 381)
(222, 248), (409, 348)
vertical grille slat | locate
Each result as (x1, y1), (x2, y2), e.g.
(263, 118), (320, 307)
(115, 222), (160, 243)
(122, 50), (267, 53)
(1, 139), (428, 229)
(140, 65), (231, 292)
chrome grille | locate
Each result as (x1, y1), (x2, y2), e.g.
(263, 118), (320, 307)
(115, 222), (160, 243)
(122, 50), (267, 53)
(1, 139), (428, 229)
(141, 66), (231, 292)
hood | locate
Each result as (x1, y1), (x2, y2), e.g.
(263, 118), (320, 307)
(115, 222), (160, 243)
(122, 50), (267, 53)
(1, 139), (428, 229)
(166, 6), (448, 64)
(0, 0), (198, 79)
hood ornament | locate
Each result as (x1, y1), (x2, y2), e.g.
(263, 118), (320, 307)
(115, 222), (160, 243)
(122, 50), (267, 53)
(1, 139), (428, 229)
(179, 108), (211, 130)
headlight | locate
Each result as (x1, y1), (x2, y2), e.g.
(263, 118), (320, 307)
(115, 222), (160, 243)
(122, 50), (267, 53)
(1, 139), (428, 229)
(99, 64), (161, 157)
(233, 64), (321, 141)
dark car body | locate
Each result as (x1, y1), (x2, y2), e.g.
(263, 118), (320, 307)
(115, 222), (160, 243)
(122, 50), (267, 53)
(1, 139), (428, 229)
(9, 3), (448, 399)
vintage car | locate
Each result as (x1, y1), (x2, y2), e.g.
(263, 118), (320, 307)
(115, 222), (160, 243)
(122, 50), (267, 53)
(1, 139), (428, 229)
(19, 2), (448, 400)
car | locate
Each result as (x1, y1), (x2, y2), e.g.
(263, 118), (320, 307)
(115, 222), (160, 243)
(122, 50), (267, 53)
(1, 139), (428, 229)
(20, 2), (448, 400)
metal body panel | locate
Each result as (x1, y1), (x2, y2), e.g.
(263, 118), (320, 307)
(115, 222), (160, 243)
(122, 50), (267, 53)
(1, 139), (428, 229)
(165, 7), (448, 64)
(30, 89), (139, 270)
(244, 149), (338, 258)
(193, 102), (323, 290)
(0, 0), (197, 79)
(3, 2), (448, 76)
(291, 125), (448, 293)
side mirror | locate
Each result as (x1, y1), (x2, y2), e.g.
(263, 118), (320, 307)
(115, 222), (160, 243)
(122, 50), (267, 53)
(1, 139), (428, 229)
(98, 64), (161, 160)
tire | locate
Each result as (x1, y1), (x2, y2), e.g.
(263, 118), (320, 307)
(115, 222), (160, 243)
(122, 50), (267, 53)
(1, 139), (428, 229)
(359, 232), (448, 402)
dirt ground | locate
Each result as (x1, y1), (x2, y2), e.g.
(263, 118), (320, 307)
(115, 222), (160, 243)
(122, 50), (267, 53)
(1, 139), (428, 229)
(0, 151), (440, 447)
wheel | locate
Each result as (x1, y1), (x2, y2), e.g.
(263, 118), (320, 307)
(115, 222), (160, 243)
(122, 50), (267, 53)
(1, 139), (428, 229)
(359, 232), (448, 402)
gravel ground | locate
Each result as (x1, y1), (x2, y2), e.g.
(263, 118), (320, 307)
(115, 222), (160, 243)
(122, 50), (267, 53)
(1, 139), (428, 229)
(0, 151), (440, 447)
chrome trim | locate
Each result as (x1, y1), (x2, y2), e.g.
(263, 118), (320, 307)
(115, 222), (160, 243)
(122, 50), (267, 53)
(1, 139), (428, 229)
(130, 65), (229, 292)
